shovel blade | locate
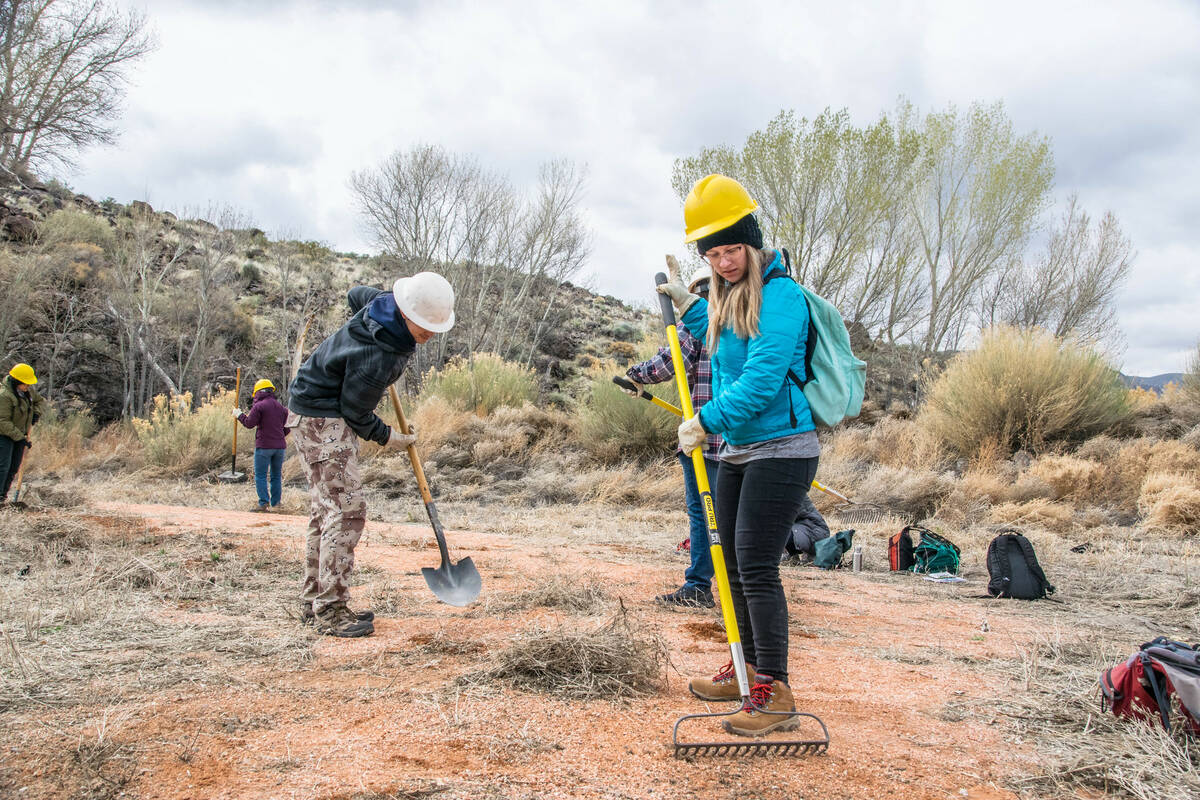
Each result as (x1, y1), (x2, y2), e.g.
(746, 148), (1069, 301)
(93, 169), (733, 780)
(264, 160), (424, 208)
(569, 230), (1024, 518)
(217, 471), (247, 484)
(421, 556), (481, 607)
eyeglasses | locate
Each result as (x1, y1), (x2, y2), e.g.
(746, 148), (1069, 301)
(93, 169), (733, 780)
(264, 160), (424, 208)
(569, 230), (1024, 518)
(703, 244), (743, 265)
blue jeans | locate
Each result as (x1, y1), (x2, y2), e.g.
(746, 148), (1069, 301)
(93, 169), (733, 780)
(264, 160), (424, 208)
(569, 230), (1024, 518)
(678, 452), (718, 593)
(254, 448), (285, 507)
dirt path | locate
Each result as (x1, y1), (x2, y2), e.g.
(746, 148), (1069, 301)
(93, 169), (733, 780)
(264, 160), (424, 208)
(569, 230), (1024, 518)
(78, 501), (1034, 800)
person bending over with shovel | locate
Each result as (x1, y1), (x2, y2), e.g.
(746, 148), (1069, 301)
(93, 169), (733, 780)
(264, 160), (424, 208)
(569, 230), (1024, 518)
(658, 175), (819, 736)
(621, 266), (721, 610)
(287, 272), (455, 638)
(0, 363), (45, 507)
(233, 379), (290, 512)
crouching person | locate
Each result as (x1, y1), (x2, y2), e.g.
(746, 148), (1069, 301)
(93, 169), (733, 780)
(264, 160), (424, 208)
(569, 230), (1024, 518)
(287, 272), (455, 637)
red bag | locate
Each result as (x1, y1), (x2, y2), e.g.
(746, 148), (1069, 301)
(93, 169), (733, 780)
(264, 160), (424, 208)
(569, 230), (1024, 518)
(1100, 639), (1200, 734)
(888, 527), (915, 571)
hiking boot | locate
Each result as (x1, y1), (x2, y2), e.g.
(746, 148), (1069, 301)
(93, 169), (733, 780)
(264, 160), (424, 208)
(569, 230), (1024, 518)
(722, 674), (800, 736)
(656, 586), (714, 609)
(252, 504), (267, 513)
(300, 601), (372, 625)
(689, 660), (756, 701)
(314, 602), (374, 638)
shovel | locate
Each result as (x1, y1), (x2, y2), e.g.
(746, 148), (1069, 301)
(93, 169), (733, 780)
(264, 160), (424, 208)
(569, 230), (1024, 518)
(9, 420), (31, 509)
(387, 386), (481, 606)
(218, 367), (247, 483)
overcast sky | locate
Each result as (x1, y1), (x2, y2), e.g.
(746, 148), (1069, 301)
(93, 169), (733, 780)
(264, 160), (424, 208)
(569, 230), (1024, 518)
(69, 0), (1199, 376)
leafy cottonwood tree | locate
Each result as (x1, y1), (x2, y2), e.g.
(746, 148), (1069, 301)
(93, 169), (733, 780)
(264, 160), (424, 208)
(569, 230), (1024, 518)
(671, 100), (1124, 352)
(0, 0), (152, 175)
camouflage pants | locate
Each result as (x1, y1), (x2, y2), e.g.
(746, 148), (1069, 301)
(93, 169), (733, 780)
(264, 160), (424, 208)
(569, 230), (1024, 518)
(287, 413), (367, 613)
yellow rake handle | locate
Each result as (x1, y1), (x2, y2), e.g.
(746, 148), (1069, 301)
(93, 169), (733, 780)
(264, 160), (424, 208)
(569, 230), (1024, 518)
(656, 259), (750, 699)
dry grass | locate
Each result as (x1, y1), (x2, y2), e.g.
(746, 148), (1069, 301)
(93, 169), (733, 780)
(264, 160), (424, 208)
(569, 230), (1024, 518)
(464, 604), (669, 699)
(1138, 472), (1200, 535)
(475, 572), (609, 615)
(419, 353), (538, 415)
(0, 510), (313, 713)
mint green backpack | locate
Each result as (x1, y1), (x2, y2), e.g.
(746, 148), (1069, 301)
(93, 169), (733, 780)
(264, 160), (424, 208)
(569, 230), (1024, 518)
(767, 251), (867, 428)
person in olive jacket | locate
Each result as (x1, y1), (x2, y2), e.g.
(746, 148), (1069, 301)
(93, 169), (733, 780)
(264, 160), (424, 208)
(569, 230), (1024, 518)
(0, 363), (46, 504)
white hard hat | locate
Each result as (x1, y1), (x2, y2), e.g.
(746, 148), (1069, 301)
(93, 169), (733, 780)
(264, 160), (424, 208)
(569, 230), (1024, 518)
(688, 266), (713, 293)
(392, 271), (456, 333)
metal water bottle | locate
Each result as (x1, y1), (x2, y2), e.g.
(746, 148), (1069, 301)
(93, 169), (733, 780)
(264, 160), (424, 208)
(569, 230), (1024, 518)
(852, 545), (863, 572)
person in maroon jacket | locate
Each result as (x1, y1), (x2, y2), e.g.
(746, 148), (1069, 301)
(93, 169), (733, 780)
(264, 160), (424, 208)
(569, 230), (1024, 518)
(234, 378), (290, 511)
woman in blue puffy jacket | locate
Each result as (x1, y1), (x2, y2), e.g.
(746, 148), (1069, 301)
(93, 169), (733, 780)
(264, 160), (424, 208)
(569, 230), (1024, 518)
(658, 174), (818, 737)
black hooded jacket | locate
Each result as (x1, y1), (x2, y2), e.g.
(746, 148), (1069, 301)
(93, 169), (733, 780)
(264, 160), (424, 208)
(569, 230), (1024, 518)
(287, 287), (416, 445)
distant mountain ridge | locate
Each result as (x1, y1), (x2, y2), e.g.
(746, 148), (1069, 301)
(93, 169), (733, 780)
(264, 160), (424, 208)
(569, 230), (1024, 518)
(1122, 373), (1184, 393)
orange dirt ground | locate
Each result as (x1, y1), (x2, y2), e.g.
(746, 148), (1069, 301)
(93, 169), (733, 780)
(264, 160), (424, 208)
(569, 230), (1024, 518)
(20, 502), (1042, 800)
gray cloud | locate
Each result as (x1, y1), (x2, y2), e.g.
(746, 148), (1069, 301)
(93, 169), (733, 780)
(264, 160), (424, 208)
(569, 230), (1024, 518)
(66, 0), (1200, 375)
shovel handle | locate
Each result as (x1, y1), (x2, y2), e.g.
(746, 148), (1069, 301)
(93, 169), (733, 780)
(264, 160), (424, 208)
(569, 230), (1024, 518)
(387, 386), (434, 507)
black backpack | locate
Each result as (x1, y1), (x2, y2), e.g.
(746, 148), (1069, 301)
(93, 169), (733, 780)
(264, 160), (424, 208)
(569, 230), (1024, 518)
(986, 531), (1055, 599)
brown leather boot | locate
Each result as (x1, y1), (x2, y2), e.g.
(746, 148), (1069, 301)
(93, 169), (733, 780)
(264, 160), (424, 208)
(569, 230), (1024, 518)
(314, 602), (374, 638)
(688, 660), (756, 701)
(722, 674), (799, 736)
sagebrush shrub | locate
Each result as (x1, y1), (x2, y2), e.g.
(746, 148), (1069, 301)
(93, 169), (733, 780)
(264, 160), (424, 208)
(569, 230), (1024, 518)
(1185, 342), (1200, 406)
(420, 353), (537, 415)
(574, 363), (679, 463)
(1138, 472), (1200, 535)
(38, 208), (116, 252)
(920, 326), (1130, 457)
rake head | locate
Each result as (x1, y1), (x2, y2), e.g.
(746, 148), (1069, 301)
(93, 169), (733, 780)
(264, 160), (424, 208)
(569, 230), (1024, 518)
(672, 708), (830, 759)
(831, 502), (893, 525)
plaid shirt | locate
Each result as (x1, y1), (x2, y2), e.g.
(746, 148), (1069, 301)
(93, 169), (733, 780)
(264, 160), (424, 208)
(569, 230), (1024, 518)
(626, 321), (722, 458)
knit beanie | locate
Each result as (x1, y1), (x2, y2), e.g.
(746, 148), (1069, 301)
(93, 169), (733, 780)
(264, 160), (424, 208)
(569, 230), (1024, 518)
(695, 212), (763, 255)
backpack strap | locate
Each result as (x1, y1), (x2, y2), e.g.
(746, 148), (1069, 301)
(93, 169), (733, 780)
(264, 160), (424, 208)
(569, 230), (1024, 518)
(763, 248), (815, 428)
(1140, 654), (1174, 731)
(986, 535), (1013, 597)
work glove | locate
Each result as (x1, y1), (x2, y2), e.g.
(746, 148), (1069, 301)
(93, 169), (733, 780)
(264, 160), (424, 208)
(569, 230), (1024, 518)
(23, 439), (32, 450)
(656, 256), (700, 315)
(677, 414), (707, 456)
(620, 378), (646, 399)
(231, 408), (242, 419)
(385, 427), (417, 450)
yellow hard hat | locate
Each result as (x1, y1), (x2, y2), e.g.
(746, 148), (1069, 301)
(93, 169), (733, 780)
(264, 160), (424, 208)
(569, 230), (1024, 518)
(683, 174), (758, 244)
(252, 379), (275, 394)
(9, 363), (37, 385)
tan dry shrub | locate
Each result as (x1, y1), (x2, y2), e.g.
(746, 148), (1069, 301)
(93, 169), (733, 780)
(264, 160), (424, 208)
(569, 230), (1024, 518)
(1126, 386), (1160, 411)
(823, 418), (945, 471)
(1183, 341), (1200, 406)
(920, 326), (1129, 457)
(989, 499), (1076, 531)
(1111, 438), (1200, 506)
(1137, 472), (1200, 535)
(577, 461), (682, 508)
(1075, 434), (1122, 463)
(853, 464), (954, 519)
(410, 400), (482, 453)
(1031, 455), (1109, 502)
(1183, 424), (1200, 451)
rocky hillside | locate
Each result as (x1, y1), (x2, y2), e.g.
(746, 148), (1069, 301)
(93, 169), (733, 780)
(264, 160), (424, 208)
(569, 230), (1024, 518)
(1, 175), (933, 424)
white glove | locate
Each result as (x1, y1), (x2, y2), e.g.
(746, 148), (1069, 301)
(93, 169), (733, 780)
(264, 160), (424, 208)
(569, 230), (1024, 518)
(231, 408), (242, 419)
(386, 427), (417, 450)
(678, 414), (707, 455)
(621, 379), (645, 399)
(656, 256), (700, 314)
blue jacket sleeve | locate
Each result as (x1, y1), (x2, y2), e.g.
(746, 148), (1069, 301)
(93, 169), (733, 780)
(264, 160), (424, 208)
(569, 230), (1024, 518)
(680, 299), (709, 342)
(698, 283), (807, 434)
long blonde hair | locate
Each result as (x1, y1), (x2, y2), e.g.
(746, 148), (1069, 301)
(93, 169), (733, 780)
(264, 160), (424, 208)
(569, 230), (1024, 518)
(707, 246), (764, 354)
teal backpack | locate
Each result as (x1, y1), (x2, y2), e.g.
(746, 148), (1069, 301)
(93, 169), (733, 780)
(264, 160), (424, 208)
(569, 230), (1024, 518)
(910, 527), (961, 575)
(766, 250), (867, 428)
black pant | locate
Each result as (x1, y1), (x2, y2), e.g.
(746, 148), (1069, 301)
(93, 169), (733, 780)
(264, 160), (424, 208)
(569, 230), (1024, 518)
(714, 455), (819, 685)
(0, 436), (26, 500)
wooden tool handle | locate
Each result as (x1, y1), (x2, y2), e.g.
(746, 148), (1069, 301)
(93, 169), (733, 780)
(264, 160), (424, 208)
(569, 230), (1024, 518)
(232, 366), (241, 459)
(387, 386), (433, 505)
